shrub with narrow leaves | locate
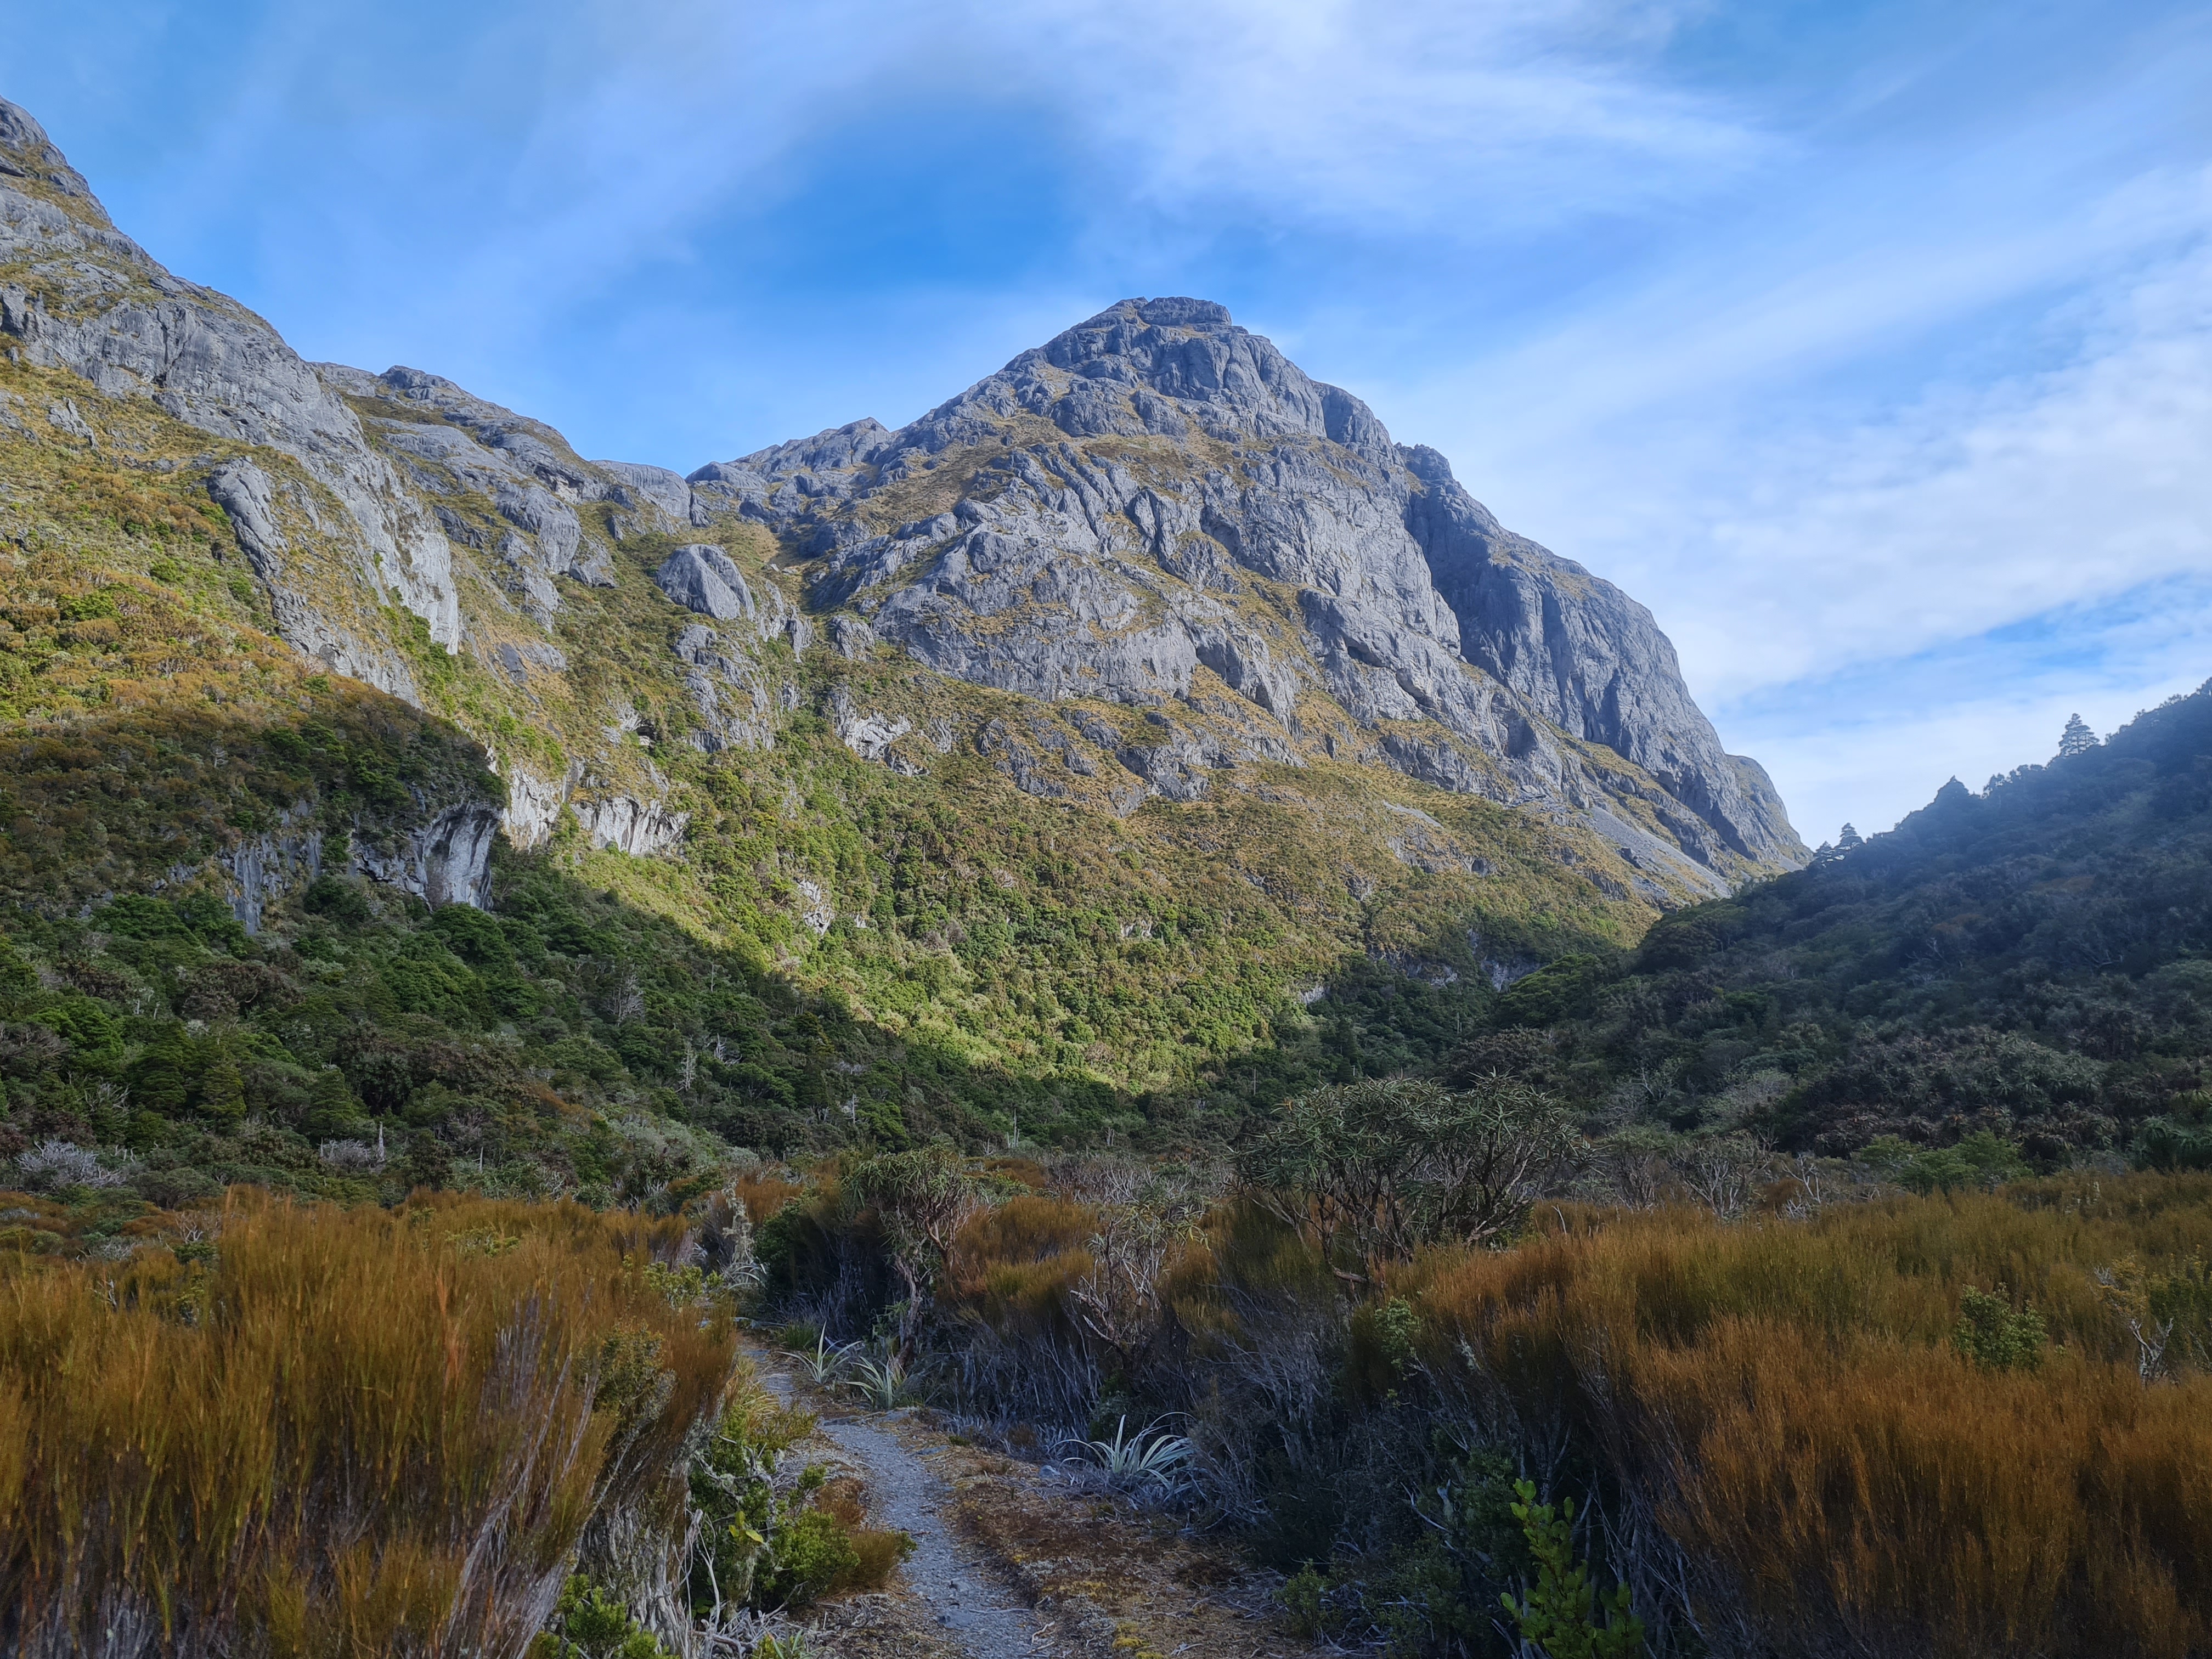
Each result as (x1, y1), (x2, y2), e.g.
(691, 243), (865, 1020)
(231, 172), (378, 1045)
(1952, 1285), (2047, 1372)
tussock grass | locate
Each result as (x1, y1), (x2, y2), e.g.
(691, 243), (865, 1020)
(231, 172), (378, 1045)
(1390, 1175), (2212, 1657)
(0, 1189), (736, 1658)
(903, 1165), (2212, 1652)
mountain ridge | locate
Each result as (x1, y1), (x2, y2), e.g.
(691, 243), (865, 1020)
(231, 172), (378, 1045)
(689, 295), (1798, 873)
(1, 89), (1798, 1111)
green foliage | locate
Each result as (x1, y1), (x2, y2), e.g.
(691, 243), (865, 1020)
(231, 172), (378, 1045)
(757, 1508), (860, 1610)
(1278, 1565), (1330, 1638)
(536, 1577), (672, 1659)
(1499, 1481), (1644, 1659)
(683, 1383), (907, 1617)
(1494, 954), (1608, 1027)
(2135, 1095), (2212, 1171)
(1952, 1286), (2047, 1372)
(1241, 1077), (1575, 1278)
(844, 1146), (978, 1357)
(1857, 1130), (2029, 1193)
(1499, 684), (2212, 1165)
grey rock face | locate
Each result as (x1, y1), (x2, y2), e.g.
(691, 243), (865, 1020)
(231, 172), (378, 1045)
(689, 296), (1801, 869)
(1401, 445), (1796, 860)
(335, 365), (620, 600)
(598, 459), (698, 533)
(826, 614), (877, 660)
(351, 803), (501, 909)
(672, 624), (778, 753)
(498, 764), (575, 849)
(827, 684), (911, 763)
(220, 803), (324, 934)
(655, 544), (755, 621)
(571, 794), (689, 857)
(203, 458), (413, 690)
(0, 101), (461, 675)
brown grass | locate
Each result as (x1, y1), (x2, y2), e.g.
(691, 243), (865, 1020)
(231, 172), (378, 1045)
(0, 1189), (736, 1658)
(731, 1171), (805, 1226)
(1386, 1175), (2212, 1658)
(942, 1196), (1098, 1344)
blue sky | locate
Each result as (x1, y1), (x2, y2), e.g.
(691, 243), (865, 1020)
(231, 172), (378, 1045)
(8, 0), (2211, 844)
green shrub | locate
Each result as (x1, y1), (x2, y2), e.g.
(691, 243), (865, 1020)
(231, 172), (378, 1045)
(533, 1577), (671, 1659)
(1858, 1130), (2028, 1194)
(1952, 1286), (2047, 1372)
(759, 1508), (860, 1610)
(1499, 1479), (1644, 1659)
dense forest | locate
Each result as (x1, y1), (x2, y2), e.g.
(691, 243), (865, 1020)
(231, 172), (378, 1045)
(5, 684), (2210, 1249)
(1479, 682), (2212, 1175)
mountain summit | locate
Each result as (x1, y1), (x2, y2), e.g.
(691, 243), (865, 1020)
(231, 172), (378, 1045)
(691, 297), (1798, 874)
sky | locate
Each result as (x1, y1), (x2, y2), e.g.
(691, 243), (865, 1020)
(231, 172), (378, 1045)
(7, 0), (2210, 845)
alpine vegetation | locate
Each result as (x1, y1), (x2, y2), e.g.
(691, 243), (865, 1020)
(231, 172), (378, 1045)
(3, 86), (2211, 1659)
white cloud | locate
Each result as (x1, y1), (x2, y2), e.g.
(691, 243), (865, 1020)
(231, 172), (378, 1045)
(1719, 579), (2212, 840)
(1675, 233), (2212, 698)
(1009, 0), (1761, 227)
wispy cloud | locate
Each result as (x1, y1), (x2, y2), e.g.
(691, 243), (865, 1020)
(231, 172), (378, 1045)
(1008, 0), (1762, 227)
(8, 0), (2212, 845)
(1719, 576), (2212, 842)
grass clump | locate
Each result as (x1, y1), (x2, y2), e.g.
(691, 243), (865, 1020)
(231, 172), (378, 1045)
(0, 1190), (733, 1657)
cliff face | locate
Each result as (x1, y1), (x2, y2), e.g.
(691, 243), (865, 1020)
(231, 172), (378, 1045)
(689, 297), (1801, 876)
(0, 103), (461, 696)
(1, 95), (1799, 953)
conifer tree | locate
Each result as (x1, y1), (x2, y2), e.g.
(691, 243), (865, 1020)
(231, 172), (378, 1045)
(200, 1051), (246, 1124)
(1836, 823), (1863, 850)
(2058, 713), (2096, 757)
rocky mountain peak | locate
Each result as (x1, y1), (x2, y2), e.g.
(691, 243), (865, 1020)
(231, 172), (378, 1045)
(684, 297), (1801, 879)
(0, 99), (109, 227)
(0, 86), (1801, 907)
(977, 295), (1391, 453)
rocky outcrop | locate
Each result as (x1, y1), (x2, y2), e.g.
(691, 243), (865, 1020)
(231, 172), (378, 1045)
(219, 804), (324, 934)
(826, 684), (911, 764)
(175, 797), (495, 928)
(352, 803), (501, 909)
(571, 794), (689, 857)
(498, 765), (574, 850)
(672, 624), (780, 753)
(654, 544), (755, 621)
(687, 296), (1802, 872)
(0, 100), (461, 681)
(317, 364), (621, 614)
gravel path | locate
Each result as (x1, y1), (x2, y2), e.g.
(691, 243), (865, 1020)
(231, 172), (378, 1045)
(754, 1362), (1048, 1659)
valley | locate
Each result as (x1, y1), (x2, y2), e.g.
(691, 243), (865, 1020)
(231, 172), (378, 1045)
(3, 87), (2210, 1659)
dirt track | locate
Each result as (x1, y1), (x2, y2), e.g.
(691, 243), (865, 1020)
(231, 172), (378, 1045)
(751, 1347), (1310, 1659)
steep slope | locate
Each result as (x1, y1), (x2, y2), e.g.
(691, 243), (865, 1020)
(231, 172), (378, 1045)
(2, 92), (1798, 1125)
(691, 297), (1799, 876)
(0, 101), (459, 693)
(1500, 686), (2212, 1164)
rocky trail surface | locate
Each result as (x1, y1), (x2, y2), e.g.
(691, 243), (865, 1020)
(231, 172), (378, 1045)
(753, 1359), (1042, 1657)
(748, 1346), (1309, 1659)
